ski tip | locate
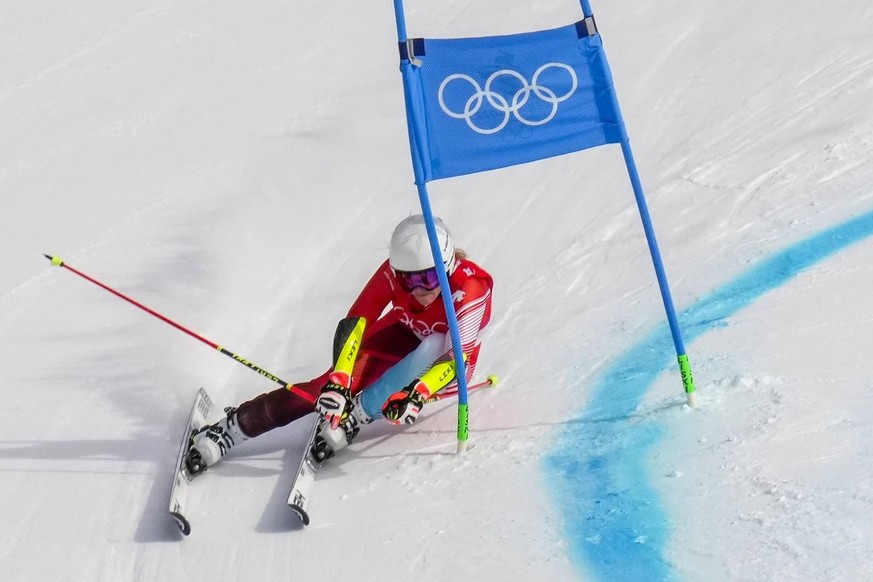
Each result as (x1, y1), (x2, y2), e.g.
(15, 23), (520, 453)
(170, 512), (192, 536)
(289, 505), (311, 527)
(486, 374), (499, 387)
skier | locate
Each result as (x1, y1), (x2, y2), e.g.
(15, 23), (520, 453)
(186, 214), (493, 473)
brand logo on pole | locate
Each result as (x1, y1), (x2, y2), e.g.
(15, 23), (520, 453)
(437, 63), (578, 135)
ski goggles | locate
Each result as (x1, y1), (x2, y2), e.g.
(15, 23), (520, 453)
(395, 267), (441, 292)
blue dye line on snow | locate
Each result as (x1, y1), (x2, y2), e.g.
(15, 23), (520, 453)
(545, 208), (873, 582)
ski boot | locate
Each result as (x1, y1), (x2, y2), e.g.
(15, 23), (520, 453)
(185, 407), (249, 476)
(310, 393), (372, 462)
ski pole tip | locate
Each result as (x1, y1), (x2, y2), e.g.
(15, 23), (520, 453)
(486, 374), (499, 387)
(43, 254), (64, 267)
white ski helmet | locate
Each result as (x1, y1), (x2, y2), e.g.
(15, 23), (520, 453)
(388, 215), (455, 273)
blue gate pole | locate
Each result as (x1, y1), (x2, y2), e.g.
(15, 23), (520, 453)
(393, 0), (473, 448)
(581, 0), (696, 404)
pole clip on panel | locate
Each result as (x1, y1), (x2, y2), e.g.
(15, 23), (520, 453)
(576, 16), (598, 38)
(399, 38), (425, 66)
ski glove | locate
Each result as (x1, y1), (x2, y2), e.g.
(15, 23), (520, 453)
(316, 375), (353, 429)
(382, 382), (428, 426)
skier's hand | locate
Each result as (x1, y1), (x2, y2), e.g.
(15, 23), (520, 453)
(381, 382), (427, 425)
(316, 378), (353, 429)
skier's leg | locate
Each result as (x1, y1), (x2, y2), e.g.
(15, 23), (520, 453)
(187, 373), (326, 472)
(235, 374), (326, 437)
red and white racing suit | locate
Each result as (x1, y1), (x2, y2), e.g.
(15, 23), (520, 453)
(235, 257), (493, 437)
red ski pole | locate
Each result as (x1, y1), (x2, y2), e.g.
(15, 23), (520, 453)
(427, 374), (499, 402)
(44, 254), (316, 404)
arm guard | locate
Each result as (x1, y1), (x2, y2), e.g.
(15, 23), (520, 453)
(411, 353), (468, 399)
(329, 316), (367, 388)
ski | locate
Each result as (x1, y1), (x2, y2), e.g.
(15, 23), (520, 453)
(286, 414), (323, 526)
(168, 387), (214, 536)
(285, 374), (498, 526)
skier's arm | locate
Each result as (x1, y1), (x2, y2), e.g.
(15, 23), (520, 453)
(315, 260), (394, 427)
(437, 276), (491, 378)
(315, 316), (367, 428)
(381, 357), (464, 425)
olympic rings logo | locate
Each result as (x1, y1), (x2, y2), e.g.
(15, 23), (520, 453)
(437, 63), (578, 135)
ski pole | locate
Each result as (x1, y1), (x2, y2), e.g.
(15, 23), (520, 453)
(427, 374), (499, 402)
(43, 254), (316, 404)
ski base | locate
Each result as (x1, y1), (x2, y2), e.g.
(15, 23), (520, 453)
(168, 387), (214, 536)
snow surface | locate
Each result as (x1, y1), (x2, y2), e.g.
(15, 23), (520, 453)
(2, 1), (873, 581)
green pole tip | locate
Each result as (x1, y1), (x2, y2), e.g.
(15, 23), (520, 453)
(456, 403), (470, 442)
(678, 354), (695, 395)
(44, 254), (63, 267)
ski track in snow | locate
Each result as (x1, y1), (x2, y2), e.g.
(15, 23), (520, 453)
(547, 206), (873, 581)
